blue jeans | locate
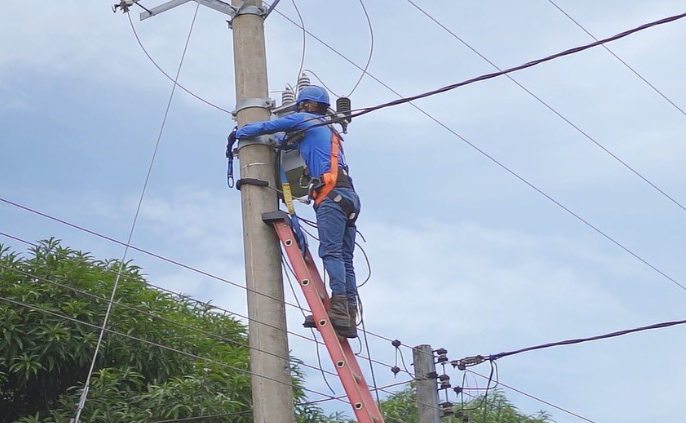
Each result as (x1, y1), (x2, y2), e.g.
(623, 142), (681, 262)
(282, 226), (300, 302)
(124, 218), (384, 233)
(315, 188), (361, 307)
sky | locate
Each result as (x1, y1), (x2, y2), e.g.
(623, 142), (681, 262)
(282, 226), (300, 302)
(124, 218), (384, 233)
(2, 0), (686, 422)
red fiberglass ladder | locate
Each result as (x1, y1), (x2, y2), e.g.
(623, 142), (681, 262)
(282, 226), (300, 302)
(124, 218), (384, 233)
(263, 211), (384, 423)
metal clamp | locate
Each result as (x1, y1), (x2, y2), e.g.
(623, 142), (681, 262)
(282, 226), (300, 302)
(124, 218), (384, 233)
(227, 3), (267, 28)
(232, 98), (275, 117)
(237, 135), (276, 151)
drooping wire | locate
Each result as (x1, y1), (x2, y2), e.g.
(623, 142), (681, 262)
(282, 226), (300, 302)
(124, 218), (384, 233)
(346, 0), (374, 97)
(126, 12), (231, 115)
(547, 0), (686, 119)
(298, 217), (372, 288)
(291, 0), (306, 94)
(405, 0), (686, 217)
(304, 68), (343, 98)
(73, 6), (200, 422)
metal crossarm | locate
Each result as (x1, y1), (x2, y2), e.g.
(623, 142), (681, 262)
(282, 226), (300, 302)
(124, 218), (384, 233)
(263, 211), (384, 423)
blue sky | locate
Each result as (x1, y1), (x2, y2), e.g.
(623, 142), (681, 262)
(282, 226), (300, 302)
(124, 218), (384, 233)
(2, 1), (686, 422)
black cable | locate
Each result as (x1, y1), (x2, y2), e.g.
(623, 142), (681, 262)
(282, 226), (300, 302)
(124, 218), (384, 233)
(458, 317), (686, 364)
(330, 9), (686, 125)
(406, 0), (686, 216)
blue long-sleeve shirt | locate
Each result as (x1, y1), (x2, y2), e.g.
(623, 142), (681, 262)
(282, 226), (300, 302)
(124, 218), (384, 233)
(235, 112), (346, 178)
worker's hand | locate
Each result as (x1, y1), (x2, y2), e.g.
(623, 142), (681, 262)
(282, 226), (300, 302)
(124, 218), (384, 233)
(228, 126), (238, 143)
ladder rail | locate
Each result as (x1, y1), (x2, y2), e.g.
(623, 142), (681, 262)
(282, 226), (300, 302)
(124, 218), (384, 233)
(267, 214), (384, 423)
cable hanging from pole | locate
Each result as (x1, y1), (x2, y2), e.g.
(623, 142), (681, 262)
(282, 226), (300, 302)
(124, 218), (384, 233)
(453, 318), (686, 368)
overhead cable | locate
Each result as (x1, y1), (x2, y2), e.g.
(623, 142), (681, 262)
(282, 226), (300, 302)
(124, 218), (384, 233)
(455, 318), (686, 366)
(405, 0), (686, 215)
(308, 9), (686, 124)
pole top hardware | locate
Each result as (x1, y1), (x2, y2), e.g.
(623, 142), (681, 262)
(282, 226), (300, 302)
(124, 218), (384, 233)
(232, 97), (275, 118)
(134, 0), (267, 22)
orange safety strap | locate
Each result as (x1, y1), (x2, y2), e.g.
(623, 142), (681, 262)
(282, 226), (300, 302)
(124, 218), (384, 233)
(312, 129), (342, 205)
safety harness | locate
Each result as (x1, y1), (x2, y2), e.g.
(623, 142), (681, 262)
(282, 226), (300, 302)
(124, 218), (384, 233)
(309, 127), (343, 206)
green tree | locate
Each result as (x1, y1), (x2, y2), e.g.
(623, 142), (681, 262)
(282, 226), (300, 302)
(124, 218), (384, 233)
(0, 240), (338, 423)
(378, 385), (553, 423)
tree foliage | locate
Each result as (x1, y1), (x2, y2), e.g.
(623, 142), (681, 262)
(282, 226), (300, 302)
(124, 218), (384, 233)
(0, 239), (336, 423)
(377, 385), (553, 423)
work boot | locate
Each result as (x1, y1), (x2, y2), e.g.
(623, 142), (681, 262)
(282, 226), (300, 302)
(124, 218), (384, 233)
(338, 304), (358, 339)
(302, 295), (350, 330)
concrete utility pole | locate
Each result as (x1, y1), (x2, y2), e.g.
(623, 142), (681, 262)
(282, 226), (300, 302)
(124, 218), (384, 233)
(413, 345), (441, 423)
(231, 1), (295, 422)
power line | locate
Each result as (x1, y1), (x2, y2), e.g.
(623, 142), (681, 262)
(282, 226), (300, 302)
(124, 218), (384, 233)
(263, 3), (686, 297)
(0, 230), (407, 378)
(0, 293), (346, 405)
(0, 197), (413, 356)
(335, 9), (686, 122)
(0, 262), (350, 385)
(74, 6), (200, 422)
(404, 0), (686, 215)
(469, 370), (598, 423)
(455, 317), (686, 365)
(547, 0), (686, 119)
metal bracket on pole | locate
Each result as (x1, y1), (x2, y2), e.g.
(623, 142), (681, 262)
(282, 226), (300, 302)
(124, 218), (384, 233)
(232, 97), (275, 118)
(137, 0), (265, 22)
(263, 0), (282, 19)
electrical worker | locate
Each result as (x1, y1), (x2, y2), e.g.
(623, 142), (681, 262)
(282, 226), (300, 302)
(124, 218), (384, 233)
(235, 85), (361, 338)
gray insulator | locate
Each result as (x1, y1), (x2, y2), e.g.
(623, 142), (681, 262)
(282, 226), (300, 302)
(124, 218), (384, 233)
(282, 87), (295, 105)
(297, 72), (311, 93)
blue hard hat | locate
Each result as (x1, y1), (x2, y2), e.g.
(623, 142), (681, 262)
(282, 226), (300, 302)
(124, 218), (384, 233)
(296, 85), (330, 106)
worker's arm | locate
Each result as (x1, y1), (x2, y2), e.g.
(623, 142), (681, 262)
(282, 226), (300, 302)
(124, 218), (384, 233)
(235, 114), (306, 139)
